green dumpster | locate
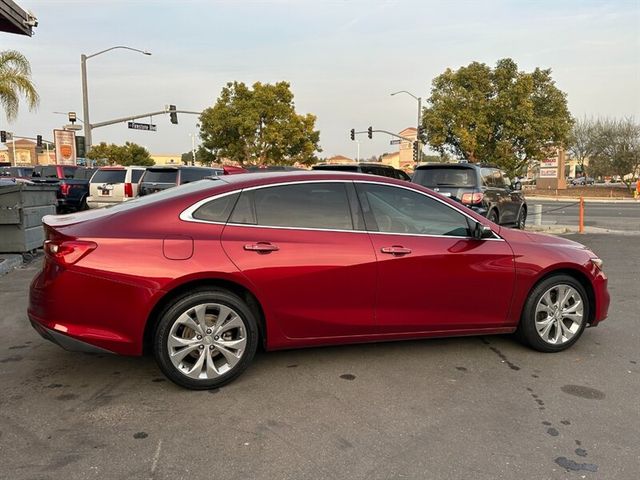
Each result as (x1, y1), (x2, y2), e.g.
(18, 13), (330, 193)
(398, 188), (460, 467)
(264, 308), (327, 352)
(0, 184), (58, 253)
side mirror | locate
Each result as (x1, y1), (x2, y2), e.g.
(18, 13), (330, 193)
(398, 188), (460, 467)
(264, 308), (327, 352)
(514, 181), (522, 191)
(472, 222), (494, 240)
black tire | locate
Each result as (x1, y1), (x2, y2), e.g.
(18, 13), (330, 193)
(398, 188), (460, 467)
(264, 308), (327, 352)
(487, 209), (499, 224)
(516, 274), (589, 353)
(79, 196), (88, 211)
(516, 207), (527, 230)
(153, 288), (259, 390)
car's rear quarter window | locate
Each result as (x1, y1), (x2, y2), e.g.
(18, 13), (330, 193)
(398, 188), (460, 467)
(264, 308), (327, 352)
(192, 193), (240, 222)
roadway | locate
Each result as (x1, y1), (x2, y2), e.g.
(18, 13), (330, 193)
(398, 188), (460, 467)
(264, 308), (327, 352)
(526, 199), (640, 232)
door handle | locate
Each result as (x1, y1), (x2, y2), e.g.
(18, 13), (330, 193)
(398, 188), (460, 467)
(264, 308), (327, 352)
(243, 242), (279, 253)
(380, 246), (412, 256)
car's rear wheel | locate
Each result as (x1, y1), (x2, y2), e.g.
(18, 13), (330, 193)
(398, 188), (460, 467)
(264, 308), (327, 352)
(516, 207), (527, 230)
(487, 209), (499, 224)
(516, 275), (589, 352)
(154, 289), (259, 389)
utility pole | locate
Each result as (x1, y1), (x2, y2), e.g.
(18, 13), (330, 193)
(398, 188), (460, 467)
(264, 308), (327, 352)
(80, 54), (91, 150)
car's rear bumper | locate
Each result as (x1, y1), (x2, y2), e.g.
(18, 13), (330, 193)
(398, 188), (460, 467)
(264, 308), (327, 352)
(28, 263), (157, 356)
(29, 317), (114, 354)
(87, 197), (129, 209)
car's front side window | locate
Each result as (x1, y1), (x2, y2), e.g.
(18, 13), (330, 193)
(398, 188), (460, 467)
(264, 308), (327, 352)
(230, 182), (354, 231)
(357, 183), (470, 237)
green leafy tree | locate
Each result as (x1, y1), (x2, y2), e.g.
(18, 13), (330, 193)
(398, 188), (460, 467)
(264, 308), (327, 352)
(422, 58), (573, 176)
(181, 146), (217, 166)
(86, 141), (154, 166)
(0, 50), (39, 121)
(589, 118), (640, 191)
(199, 81), (321, 166)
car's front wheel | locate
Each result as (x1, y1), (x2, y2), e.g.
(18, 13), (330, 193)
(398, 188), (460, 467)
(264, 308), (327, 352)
(516, 275), (589, 352)
(154, 288), (259, 389)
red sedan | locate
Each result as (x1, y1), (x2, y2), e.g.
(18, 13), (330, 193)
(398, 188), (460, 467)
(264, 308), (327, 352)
(28, 172), (609, 389)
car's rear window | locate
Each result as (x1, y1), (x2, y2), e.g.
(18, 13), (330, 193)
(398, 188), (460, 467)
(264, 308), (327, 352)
(73, 168), (95, 180)
(64, 167), (78, 179)
(91, 169), (126, 184)
(413, 167), (476, 187)
(180, 168), (220, 184)
(102, 179), (225, 212)
(143, 169), (178, 183)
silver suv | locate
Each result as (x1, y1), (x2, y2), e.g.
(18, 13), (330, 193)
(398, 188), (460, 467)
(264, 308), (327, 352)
(87, 166), (146, 209)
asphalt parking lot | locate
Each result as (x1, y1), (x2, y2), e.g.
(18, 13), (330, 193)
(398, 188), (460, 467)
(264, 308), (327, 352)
(1, 233), (638, 480)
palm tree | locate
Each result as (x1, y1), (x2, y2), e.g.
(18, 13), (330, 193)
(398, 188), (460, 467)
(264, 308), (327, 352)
(0, 50), (39, 122)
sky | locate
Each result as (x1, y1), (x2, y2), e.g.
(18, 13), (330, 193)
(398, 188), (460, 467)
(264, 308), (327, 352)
(1, 0), (639, 160)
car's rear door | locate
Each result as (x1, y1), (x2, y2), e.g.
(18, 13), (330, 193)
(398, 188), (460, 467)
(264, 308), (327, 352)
(355, 181), (515, 333)
(221, 181), (378, 340)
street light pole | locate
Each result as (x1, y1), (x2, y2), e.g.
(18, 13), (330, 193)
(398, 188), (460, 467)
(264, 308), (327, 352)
(391, 90), (423, 163)
(81, 54), (91, 149)
(80, 46), (151, 152)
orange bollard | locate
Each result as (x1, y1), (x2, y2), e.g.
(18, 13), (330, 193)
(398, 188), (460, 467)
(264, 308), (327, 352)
(579, 196), (585, 234)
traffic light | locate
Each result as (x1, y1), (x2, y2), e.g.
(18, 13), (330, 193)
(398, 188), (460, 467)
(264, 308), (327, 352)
(412, 141), (419, 161)
(75, 135), (86, 158)
(169, 105), (178, 124)
(350, 129), (355, 141)
(417, 125), (425, 140)
(367, 126), (373, 139)
(36, 135), (43, 148)
(0, 131), (6, 143)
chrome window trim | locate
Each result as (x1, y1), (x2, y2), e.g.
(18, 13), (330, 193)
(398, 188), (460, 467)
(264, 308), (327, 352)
(179, 179), (504, 241)
(179, 189), (241, 224)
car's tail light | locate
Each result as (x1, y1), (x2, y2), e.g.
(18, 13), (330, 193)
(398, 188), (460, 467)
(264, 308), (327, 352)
(461, 192), (484, 205)
(60, 184), (71, 196)
(44, 240), (97, 266)
(124, 182), (133, 198)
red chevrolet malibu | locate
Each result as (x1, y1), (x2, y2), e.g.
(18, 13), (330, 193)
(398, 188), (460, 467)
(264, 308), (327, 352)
(28, 172), (609, 389)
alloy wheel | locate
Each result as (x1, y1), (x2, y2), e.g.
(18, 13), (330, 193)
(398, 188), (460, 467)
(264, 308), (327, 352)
(167, 303), (247, 380)
(534, 284), (584, 345)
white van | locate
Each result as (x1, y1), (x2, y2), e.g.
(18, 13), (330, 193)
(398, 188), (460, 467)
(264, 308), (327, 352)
(87, 166), (146, 209)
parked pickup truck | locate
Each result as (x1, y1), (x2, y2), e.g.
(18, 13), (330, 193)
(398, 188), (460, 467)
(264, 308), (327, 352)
(32, 165), (96, 213)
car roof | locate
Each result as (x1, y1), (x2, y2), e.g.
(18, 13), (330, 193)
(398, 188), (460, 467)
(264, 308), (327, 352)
(416, 163), (502, 170)
(214, 170), (410, 189)
(313, 162), (393, 168)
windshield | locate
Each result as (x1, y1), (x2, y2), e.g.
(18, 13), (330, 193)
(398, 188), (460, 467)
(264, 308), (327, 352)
(413, 167), (477, 187)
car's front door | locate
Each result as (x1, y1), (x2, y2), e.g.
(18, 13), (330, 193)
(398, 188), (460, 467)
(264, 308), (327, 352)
(355, 182), (516, 334)
(221, 181), (378, 340)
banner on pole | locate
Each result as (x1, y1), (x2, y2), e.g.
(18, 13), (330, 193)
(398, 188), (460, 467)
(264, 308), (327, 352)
(53, 129), (77, 165)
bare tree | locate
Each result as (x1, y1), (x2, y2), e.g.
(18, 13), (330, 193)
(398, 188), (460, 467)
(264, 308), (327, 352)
(589, 118), (640, 191)
(567, 117), (598, 175)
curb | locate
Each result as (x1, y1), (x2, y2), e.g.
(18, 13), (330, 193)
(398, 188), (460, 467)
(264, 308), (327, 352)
(526, 225), (640, 236)
(0, 254), (24, 276)
(525, 196), (639, 204)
